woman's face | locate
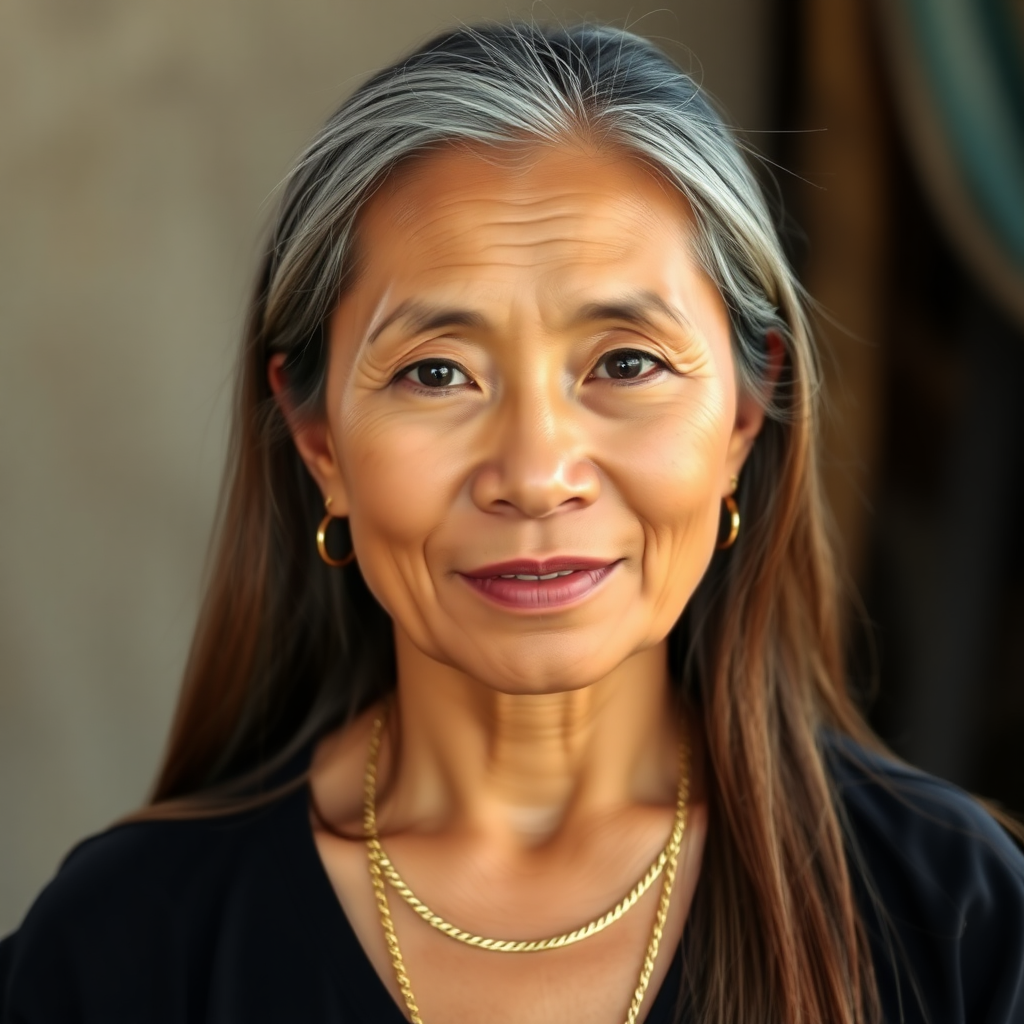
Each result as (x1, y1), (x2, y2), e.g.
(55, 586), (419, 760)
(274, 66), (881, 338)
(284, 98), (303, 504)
(283, 141), (765, 694)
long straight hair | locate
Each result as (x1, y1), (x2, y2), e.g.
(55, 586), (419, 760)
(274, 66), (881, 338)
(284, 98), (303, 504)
(150, 23), (880, 1023)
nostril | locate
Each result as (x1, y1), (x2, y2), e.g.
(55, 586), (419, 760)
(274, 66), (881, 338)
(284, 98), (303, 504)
(468, 445), (601, 518)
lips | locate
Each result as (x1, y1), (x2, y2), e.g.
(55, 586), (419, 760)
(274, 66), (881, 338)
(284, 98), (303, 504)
(458, 557), (621, 611)
(461, 556), (615, 579)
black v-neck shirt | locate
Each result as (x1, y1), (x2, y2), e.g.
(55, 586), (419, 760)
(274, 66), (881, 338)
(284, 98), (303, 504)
(2, 736), (1023, 1023)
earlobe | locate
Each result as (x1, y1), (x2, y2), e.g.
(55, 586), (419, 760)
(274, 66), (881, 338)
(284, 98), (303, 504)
(725, 391), (765, 488)
(267, 353), (351, 515)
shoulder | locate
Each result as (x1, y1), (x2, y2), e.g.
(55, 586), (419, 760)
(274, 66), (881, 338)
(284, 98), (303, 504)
(20, 797), (289, 925)
(824, 731), (1024, 875)
(1, 794), (303, 1023)
(822, 732), (1024, 1023)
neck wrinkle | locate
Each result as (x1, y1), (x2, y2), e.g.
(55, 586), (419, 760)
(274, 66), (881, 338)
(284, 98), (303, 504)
(381, 626), (681, 849)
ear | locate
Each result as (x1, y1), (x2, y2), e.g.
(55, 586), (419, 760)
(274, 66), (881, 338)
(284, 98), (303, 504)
(267, 353), (351, 515)
(722, 329), (785, 493)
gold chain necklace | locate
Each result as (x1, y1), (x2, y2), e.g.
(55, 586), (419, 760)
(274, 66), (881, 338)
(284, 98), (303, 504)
(363, 714), (689, 1024)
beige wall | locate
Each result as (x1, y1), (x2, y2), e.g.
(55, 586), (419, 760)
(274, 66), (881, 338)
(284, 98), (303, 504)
(0, 0), (772, 934)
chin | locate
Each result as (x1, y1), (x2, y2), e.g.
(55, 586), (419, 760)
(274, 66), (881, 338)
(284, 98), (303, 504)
(464, 644), (636, 696)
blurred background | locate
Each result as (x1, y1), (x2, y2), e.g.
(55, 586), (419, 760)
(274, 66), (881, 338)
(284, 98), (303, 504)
(2, 0), (1023, 935)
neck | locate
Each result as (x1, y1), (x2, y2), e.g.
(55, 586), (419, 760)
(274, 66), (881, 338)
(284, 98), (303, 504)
(378, 625), (682, 849)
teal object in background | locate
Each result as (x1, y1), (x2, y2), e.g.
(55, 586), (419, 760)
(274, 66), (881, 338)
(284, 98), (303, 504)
(904, 0), (1024, 267)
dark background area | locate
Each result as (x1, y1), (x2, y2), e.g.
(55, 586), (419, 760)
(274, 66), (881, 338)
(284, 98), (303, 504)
(770, 0), (1024, 816)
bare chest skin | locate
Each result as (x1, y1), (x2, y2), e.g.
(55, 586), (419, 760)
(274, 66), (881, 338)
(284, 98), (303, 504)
(309, 708), (709, 1024)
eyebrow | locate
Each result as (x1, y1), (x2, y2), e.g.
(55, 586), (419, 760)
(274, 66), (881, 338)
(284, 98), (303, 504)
(366, 300), (488, 345)
(365, 289), (693, 345)
(572, 291), (693, 334)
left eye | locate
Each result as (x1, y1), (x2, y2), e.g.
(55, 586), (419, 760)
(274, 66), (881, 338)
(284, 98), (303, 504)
(400, 360), (472, 388)
(590, 349), (664, 381)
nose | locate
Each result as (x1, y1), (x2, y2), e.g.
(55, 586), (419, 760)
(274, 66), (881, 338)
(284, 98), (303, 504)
(470, 382), (601, 518)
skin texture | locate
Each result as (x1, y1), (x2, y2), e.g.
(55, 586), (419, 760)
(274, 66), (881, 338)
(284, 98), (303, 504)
(270, 141), (768, 1024)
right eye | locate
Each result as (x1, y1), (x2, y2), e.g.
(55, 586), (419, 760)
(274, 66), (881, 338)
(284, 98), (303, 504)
(398, 360), (472, 389)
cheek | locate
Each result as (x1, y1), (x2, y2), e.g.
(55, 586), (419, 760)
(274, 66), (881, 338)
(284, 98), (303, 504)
(608, 385), (733, 609)
(328, 412), (465, 628)
(611, 385), (732, 518)
(334, 412), (463, 549)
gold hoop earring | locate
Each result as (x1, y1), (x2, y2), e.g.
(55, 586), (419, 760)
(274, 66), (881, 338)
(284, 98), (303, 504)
(716, 490), (740, 550)
(316, 497), (355, 567)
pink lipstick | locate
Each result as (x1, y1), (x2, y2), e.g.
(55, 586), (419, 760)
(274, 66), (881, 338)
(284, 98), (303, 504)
(459, 557), (620, 610)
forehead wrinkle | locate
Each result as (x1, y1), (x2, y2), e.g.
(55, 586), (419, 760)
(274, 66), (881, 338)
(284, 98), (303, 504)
(391, 224), (638, 274)
(379, 136), (688, 222)
(396, 247), (637, 278)
(391, 172), (643, 214)
(385, 176), (667, 242)
(395, 208), (650, 274)
(401, 205), (638, 245)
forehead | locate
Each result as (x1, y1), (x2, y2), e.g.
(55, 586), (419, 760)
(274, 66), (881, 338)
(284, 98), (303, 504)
(352, 140), (696, 285)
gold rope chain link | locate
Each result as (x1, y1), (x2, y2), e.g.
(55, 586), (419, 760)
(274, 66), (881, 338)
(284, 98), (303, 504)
(363, 713), (690, 1024)
(368, 837), (671, 951)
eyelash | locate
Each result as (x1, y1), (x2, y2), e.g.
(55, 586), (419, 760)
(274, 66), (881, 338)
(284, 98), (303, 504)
(394, 349), (669, 394)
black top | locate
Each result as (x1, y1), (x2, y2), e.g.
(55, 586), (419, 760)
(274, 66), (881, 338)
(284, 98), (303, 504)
(2, 736), (1023, 1023)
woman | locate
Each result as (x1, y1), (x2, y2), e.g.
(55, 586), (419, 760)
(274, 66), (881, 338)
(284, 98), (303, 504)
(2, 22), (1023, 1024)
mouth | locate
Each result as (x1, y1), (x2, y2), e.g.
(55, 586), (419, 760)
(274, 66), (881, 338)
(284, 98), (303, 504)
(462, 556), (616, 579)
(458, 557), (621, 610)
